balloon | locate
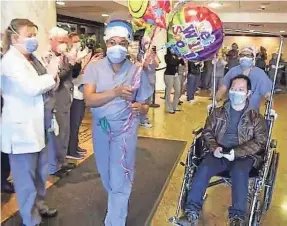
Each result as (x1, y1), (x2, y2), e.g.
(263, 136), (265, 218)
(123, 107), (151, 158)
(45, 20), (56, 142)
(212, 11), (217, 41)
(128, 0), (172, 29)
(131, 18), (151, 31)
(167, 3), (224, 61)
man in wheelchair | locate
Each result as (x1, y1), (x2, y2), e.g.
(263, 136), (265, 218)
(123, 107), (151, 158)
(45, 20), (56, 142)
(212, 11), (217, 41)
(179, 75), (268, 226)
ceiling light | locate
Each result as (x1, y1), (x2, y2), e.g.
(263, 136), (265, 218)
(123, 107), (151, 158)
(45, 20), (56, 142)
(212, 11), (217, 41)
(280, 30), (286, 33)
(56, 0), (65, 6)
(102, 14), (109, 17)
(249, 30), (255, 32)
(208, 1), (222, 8)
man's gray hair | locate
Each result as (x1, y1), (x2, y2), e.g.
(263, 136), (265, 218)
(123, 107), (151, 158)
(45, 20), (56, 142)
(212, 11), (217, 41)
(49, 27), (68, 39)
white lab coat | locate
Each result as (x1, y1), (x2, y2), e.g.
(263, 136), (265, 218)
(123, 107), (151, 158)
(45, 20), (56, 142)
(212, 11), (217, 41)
(1, 46), (56, 154)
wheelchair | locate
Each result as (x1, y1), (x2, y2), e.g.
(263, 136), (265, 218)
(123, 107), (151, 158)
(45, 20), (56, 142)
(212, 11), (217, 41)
(169, 103), (280, 226)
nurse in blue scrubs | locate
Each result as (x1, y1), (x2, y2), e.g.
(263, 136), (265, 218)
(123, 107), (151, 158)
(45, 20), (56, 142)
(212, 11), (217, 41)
(82, 20), (153, 226)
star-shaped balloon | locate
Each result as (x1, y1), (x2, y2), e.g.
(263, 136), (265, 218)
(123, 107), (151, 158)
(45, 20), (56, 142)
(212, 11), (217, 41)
(155, 8), (163, 17)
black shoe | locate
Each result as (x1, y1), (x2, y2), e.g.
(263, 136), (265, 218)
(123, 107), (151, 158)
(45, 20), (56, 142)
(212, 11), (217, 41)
(51, 168), (69, 178)
(77, 147), (87, 154)
(228, 217), (245, 226)
(149, 103), (160, 108)
(178, 211), (199, 226)
(1, 181), (15, 194)
(66, 153), (85, 160)
(40, 208), (58, 218)
(62, 162), (76, 170)
(178, 100), (183, 105)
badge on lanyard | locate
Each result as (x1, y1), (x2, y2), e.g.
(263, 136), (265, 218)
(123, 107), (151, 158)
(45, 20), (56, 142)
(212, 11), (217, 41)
(51, 114), (59, 136)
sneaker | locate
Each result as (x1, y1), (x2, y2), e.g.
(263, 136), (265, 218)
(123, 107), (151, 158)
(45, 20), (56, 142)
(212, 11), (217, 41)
(51, 168), (69, 178)
(140, 121), (153, 128)
(228, 216), (245, 226)
(77, 147), (87, 154)
(178, 211), (199, 226)
(66, 153), (85, 160)
(188, 100), (197, 104)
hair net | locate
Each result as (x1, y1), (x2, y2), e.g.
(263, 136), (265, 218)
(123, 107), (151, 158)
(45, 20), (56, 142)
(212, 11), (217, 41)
(104, 20), (133, 42)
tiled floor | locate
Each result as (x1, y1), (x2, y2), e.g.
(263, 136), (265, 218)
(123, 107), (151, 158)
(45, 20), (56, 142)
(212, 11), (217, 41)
(1, 91), (287, 226)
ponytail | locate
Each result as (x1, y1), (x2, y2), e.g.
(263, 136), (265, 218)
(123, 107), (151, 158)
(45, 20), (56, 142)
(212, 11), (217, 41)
(2, 28), (12, 54)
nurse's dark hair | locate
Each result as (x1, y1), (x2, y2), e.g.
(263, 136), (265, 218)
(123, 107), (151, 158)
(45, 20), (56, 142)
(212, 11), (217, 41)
(2, 18), (38, 54)
(229, 74), (252, 90)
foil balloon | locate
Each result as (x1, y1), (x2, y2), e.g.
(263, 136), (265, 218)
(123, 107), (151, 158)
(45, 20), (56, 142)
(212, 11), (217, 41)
(128, 0), (172, 29)
(167, 4), (224, 61)
(131, 18), (151, 32)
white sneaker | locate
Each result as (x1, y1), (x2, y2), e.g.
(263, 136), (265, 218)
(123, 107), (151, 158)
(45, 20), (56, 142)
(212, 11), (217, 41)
(140, 122), (153, 128)
(188, 100), (196, 104)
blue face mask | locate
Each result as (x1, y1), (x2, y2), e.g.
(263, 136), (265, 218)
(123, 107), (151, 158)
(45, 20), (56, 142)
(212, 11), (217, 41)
(239, 56), (253, 69)
(106, 45), (127, 64)
(229, 90), (247, 105)
(23, 37), (38, 53)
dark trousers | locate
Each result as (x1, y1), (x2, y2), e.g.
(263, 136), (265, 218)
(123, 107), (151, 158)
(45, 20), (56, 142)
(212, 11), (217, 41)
(187, 74), (200, 101)
(68, 99), (86, 156)
(185, 154), (254, 219)
(1, 152), (10, 185)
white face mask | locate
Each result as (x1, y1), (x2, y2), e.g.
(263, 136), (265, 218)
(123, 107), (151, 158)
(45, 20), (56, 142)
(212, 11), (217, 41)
(71, 42), (81, 52)
(57, 43), (67, 53)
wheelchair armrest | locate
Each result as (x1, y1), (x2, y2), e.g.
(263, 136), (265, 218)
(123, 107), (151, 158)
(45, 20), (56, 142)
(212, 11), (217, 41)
(270, 139), (277, 149)
(193, 127), (203, 136)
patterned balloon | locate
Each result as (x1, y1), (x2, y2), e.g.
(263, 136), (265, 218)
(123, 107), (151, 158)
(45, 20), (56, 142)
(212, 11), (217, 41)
(167, 3), (224, 61)
(128, 0), (172, 29)
(131, 18), (150, 31)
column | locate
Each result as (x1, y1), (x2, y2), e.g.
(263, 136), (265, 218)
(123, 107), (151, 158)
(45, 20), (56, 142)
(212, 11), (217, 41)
(1, 0), (57, 56)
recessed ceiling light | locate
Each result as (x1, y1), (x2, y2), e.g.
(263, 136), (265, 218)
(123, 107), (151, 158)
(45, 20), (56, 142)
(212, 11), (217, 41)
(208, 1), (223, 8)
(280, 30), (286, 33)
(56, 0), (65, 6)
(102, 14), (109, 17)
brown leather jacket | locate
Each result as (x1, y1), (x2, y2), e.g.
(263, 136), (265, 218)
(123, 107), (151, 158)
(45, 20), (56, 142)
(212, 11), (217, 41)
(202, 101), (268, 168)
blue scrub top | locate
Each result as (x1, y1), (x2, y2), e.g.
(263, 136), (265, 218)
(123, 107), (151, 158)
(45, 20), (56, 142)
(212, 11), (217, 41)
(223, 65), (272, 110)
(82, 57), (153, 122)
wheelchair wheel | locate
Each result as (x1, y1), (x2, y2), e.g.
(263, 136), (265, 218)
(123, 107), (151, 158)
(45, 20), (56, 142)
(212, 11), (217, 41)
(250, 200), (261, 226)
(180, 168), (193, 211)
(262, 152), (280, 213)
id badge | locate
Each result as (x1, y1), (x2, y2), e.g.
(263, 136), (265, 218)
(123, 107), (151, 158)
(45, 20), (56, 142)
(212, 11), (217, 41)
(51, 114), (59, 136)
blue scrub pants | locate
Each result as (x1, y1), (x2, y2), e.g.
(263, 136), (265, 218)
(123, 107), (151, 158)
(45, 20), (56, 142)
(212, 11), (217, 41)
(185, 154), (254, 219)
(92, 119), (138, 226)
(9, 147), (49, 226)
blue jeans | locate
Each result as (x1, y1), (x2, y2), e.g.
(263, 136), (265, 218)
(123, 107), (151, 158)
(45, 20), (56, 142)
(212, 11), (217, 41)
(187, 74), (200, 101)
(185, 154), (254, 219)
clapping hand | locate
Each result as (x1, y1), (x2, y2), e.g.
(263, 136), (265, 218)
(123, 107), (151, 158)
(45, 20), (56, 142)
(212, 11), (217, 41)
(213, 147), (223, 158)
(90, 53), (104, 63)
